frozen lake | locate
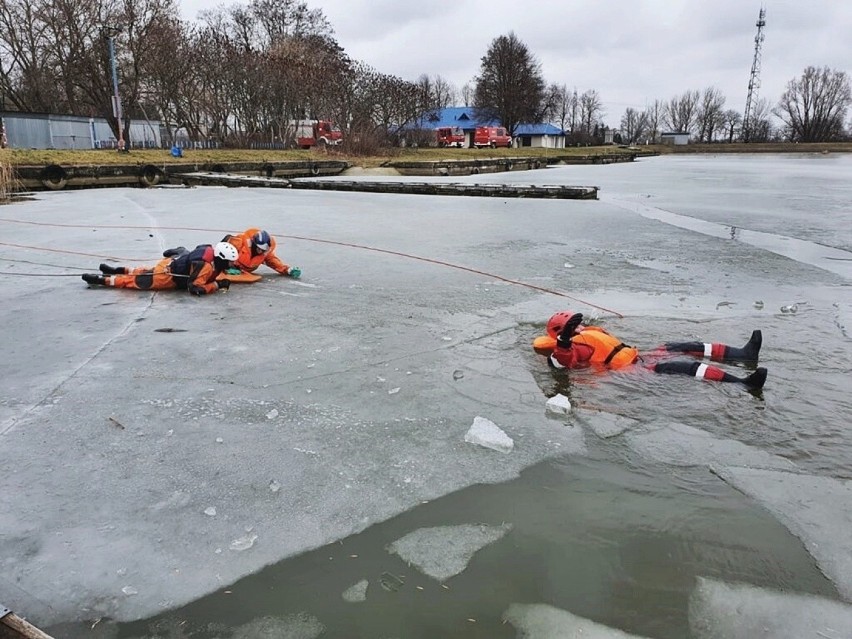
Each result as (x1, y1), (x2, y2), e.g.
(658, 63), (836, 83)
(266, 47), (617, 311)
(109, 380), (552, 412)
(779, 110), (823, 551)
(1, 153), (851, 638)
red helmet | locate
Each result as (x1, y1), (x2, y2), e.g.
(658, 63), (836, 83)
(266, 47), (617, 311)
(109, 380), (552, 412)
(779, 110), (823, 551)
(546, 311), (577, 338)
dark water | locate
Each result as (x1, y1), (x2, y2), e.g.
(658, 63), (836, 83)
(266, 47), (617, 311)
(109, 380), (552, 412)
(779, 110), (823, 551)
(103, 455), (832, 639)
(52, 154), (852, 638)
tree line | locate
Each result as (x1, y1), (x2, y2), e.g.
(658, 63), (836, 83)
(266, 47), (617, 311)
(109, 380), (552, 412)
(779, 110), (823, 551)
(1, 0), (849, 149)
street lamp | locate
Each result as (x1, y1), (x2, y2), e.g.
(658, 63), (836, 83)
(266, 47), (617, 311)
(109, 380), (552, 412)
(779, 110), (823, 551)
(103, 26), (127, 152)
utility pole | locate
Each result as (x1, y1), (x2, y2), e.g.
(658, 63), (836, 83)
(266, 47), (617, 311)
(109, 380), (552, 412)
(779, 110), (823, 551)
(104, 27), (127, 152)
(742, 7), (766, 143)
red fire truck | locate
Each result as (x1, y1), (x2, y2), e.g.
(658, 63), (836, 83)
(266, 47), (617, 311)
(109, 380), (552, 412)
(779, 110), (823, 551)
(436, 126), (465, 148)
(292, 120), (343, 149)
(473, 126), (512, 148)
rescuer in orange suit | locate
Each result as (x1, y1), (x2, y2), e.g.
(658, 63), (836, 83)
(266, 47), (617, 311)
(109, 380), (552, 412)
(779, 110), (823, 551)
(80, 242), (239, 295)
(220, 228), (301, 279)
(534, 311), (767, 390)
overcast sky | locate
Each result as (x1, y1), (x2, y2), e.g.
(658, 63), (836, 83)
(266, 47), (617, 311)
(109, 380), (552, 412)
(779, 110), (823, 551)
(179, 0), (852, 127)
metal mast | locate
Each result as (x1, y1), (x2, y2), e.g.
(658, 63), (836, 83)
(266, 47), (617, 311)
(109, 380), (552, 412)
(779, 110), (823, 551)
(742, 7), (766, 142)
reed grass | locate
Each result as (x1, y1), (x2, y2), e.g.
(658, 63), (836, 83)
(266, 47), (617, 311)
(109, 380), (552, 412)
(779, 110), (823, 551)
(0, 150), (16, 200)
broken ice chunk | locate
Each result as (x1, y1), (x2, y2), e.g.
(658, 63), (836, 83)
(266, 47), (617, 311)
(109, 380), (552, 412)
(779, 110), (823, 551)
(342, 579), (369, 603)
(387, 523), (512, 581)
(545, 394), (572, 415)
(230, 533), (258, 551)
(464, 416), (514, 453)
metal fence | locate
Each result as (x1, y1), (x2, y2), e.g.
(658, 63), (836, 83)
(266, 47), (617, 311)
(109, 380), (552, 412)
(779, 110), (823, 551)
(0, 112), (162, 150)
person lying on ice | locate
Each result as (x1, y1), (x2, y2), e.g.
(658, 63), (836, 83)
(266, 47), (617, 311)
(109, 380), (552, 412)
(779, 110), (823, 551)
(80, 241), (239, 296)
(534, 311), (767, 390)
(219, 228), (301, 280)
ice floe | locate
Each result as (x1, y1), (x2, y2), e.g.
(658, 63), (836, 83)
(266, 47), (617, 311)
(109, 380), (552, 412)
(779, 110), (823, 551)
(503, 603), (652, 638)
(573, 408), (637, 439)
(464, 416), (514, 453)
(627, 422), (797, 470)
(342, 579), (369, 603)
(711, 466), (852, 602)
(387, 523), (512, 581)
(545, 394), (572, 415)
(689, 577), (852, 639)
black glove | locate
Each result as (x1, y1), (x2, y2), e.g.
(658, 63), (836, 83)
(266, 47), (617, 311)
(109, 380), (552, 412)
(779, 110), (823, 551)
(163, 246), (188, 258)
(556, 313), (583, 348)
(217, 279), (231, 291)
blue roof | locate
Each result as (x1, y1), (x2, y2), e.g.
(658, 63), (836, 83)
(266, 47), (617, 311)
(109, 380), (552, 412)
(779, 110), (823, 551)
(422, 107), (564, 136)
(425, 107), (494, 129)
(514, 123), (565, 136)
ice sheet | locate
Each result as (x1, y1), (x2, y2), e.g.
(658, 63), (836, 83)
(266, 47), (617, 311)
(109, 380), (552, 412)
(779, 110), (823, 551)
(627, 422), (797, 470)
(711, 466), (852, 601)
(689, 576), (852, 638)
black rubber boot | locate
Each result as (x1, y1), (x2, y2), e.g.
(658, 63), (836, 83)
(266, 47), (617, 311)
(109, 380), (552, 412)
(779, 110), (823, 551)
(99, 263), (126, 275)
(663, 329), (762, 363)
(726, 330), (762, 362)
(82, 273), (105, 286)
(742, 367), (768, 390)
(653, 360), (767, 389)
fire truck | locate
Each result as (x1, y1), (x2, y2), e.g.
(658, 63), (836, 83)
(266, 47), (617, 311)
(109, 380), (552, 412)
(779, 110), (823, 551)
(473, 126), (512, 148)
(436, 126), (465, 148)
(292, 120), (343, 149)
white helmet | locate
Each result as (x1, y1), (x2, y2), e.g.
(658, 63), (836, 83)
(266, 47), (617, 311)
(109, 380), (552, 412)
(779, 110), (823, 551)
(214, 241), (238, 262)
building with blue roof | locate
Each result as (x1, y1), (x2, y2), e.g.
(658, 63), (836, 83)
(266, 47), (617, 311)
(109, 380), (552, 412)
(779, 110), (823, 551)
(418, 107), (566, 149)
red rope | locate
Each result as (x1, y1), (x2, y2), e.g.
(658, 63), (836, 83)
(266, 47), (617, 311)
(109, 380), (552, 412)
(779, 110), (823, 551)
(0, 218), (624, 317)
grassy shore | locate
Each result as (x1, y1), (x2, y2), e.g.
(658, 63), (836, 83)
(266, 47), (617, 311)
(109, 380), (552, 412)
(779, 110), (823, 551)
(2, 142), (851, 170)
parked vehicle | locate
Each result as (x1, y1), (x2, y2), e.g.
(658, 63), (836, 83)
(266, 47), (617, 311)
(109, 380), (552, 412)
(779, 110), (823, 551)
(436, 126), (465, 148)
(291, 120), (343, 149)
(473, 126), (511, 148)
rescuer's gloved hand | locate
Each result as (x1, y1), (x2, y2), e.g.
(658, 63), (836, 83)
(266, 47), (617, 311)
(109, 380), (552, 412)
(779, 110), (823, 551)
(163, 246), (188, 258)
(217, 279), (231, 291)
(286, 266), (301, 278)
(556, 313), (583, 348)
(226, 268), (242, 275)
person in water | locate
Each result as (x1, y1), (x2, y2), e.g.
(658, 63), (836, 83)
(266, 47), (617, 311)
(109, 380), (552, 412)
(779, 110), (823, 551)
(534, 311), (767, 390)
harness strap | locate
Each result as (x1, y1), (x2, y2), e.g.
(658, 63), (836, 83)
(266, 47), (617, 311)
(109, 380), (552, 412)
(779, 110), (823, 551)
(604, 343), (628, 366)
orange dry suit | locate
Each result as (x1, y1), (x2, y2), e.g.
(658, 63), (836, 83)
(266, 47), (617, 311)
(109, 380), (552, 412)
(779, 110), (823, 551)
(222, 228), (290, 275)
(549, 326), (639, 370)
(103, 245), (224, 295)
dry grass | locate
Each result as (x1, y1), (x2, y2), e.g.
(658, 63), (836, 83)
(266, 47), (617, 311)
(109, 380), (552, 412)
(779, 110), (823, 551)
(6, 142), (849, 174)
(4, 144), (642, 169)
(0, 149), (16, 199)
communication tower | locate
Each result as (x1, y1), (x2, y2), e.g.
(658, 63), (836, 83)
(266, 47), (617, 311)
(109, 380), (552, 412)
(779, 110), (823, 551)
(742, 7), (766, 142)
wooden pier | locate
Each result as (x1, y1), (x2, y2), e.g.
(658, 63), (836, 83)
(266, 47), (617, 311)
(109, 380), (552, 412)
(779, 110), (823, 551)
(1, 606), (54, 639)
(174, 173), (599, 199)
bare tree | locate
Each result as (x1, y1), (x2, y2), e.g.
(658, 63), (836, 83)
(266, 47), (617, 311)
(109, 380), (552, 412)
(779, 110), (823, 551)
(460, 82), (473, 107)
(664, 89), (699, 134)
(774, 66), (851, 142)
(695, 86), (726, 142)
(643, 99), (664, 142)
(721, 109), (742, 142)
(0, 0), (66, 112)
(749, 97), (773, 142)
(620, 107), (649, 144)
(541, 83), (569, 130)
(473, 31), (545, 136)
(578, 89), (603, 136)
